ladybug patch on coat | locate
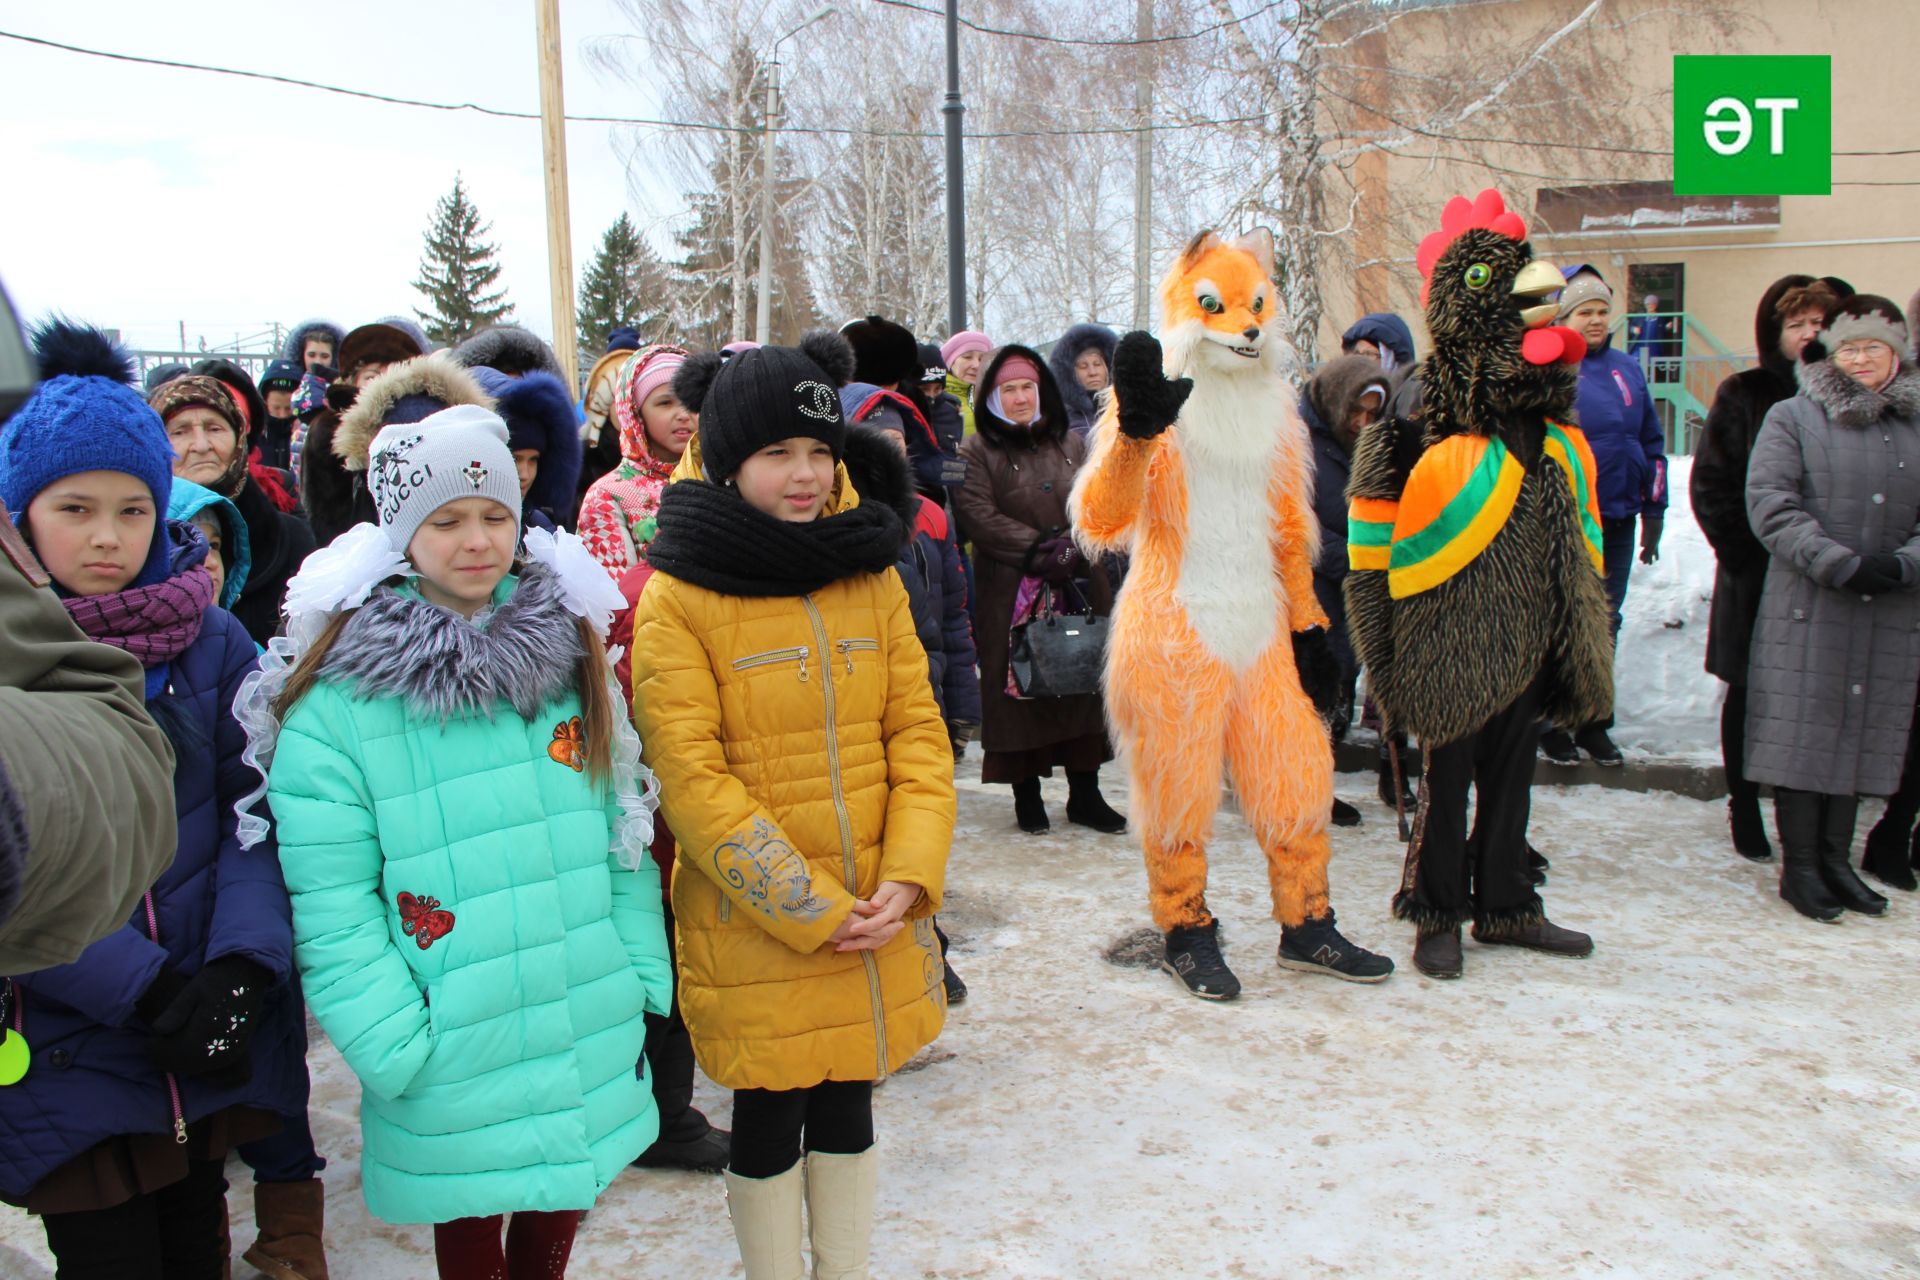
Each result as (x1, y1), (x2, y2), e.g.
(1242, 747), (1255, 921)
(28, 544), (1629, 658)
(547, 716), (586, 771)
(397, 892), (455, 949)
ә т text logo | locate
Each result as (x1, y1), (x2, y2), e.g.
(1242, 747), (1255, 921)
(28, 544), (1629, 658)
(1673, 56), (1831, 196)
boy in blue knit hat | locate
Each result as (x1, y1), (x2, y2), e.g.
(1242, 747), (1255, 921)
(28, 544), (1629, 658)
(0, 322), (309, 1278)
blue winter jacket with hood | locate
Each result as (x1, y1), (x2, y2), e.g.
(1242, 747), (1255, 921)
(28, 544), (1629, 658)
(0, 520), (304, 1202)
(1340, 313), (1417, 370)
(1573, 335), (1669, 521)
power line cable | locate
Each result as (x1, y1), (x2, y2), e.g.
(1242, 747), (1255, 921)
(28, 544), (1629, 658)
(865, 0), (1291, 47)
(0, 28), (1262, 140)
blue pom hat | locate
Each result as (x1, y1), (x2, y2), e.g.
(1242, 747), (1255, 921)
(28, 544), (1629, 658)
(0, 323), (176, 588)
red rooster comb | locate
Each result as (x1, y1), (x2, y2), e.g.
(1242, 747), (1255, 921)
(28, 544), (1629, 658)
(1417, 189), (1528, 306)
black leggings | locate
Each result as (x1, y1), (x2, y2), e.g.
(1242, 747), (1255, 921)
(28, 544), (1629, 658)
(40, 1155), (229, 1280)
(729, 1080), (875, 1179)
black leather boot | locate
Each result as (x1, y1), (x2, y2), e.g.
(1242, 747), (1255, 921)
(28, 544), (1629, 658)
(1728, 785), (1774, 862)
(1065, 770), (1126, 834)
(1013, 777), (1049, 834)
(1774, 788), (1844, 922)
(1862, 809), (1920, 891)
(1816, 794), (1886, 915)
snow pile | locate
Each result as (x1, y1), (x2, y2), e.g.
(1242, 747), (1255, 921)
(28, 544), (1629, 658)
(1611, 453), (1724, 761)
(8, 772), (1916, 1278)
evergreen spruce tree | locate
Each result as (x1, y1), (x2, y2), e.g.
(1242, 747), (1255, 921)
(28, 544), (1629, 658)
(575, 212), (675, 356)
(413, 174), (514, 346)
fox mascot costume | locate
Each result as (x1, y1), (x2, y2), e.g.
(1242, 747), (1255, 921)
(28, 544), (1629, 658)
(1070, 228), (1393, 999)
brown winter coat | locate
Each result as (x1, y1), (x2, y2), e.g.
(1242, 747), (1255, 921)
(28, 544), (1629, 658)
(954, 346), (1113, 759)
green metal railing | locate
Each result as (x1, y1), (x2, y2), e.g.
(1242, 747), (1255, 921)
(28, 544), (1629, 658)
(1615, 311), (1749, 455)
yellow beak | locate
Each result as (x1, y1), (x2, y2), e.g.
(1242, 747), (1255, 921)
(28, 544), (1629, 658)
(1512, 259), (1564, 330)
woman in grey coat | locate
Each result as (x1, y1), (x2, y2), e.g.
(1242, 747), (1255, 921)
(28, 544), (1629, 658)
(1745, 294), (1920, 921)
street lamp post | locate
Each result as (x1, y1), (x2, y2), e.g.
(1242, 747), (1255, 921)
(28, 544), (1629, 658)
(756, 7), (837, 344)
(942, 0), (966, 334)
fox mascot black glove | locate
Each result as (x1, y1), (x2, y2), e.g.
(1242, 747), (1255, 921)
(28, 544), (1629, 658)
(1292, 627), (1342, 723)
(1113, 331), (1194, 440)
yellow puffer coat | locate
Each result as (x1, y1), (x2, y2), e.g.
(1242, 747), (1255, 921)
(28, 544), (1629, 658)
(630, 443), (955, 1091)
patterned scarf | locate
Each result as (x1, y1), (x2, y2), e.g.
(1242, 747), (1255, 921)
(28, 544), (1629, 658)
(63, 560), (213, 670)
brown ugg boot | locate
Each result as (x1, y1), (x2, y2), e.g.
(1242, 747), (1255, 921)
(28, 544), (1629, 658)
(241, 1179), (330, 1280)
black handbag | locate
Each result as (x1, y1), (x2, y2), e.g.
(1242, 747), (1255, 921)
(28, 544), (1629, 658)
(1008, 582), (1107, 699)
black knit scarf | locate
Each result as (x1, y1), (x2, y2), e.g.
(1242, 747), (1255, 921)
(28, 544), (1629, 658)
(645, 479), (904, 597)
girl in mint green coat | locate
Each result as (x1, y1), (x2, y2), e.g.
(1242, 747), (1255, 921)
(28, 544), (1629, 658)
(238, 400), (671, 1278)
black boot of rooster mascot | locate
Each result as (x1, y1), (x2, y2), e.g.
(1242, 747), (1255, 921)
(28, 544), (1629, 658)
(1343, 189), (1613, 980)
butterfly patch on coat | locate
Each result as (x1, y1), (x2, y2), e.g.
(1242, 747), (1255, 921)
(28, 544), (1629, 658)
(548, 716), (586, 771)
(397, 892), (455, 949)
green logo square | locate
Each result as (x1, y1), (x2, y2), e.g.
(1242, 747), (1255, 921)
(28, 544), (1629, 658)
(1674, 55), (1831, 196)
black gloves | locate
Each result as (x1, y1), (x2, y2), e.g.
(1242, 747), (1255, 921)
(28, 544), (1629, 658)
(1032, 537), (1083, 584)
(1639, 515), (1664, 565)
(1844, 553), (1907, 595)
(1113, 331), (1194, 441)
(1292, 628), (1341, 723)
(144, 955), (271, 1087)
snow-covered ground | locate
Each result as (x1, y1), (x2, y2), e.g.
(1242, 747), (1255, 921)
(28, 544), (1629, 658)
(1612, 455), (1725, 763)
(6, 767), (1916, 1279)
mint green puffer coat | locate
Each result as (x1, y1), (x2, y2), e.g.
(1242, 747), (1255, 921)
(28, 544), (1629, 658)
(265, 566), (672, 1225)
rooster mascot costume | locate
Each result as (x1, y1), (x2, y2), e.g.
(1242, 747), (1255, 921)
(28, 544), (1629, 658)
(1345, 189), (1612, 980)
(1071, 228), (1393, 1000)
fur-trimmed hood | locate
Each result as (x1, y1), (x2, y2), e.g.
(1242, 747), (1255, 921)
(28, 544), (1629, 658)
(1047, 323), (1117, 435)
(451, 325), (565, 381)
(837, 423), (921, 545)
(321, 561), (585, 722)
(281, 319), (345, 366)
(333, 354), (495, 472)
(1797, 357), (1920, 428)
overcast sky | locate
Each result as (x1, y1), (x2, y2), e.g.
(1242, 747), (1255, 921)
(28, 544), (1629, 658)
(0, 1), (684, 353)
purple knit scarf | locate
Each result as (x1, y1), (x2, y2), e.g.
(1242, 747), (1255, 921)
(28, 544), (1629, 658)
(62, 565), (214, 669)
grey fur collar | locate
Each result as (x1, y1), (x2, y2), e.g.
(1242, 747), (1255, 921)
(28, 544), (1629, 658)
(1797, 358), (1920, 427)
(322, 561), (584, 721)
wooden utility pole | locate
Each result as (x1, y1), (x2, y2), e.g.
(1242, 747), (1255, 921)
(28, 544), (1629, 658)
(535, 0), (579, 394)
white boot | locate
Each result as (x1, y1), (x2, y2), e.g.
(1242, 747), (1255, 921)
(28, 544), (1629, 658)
(805, 1149), (878, 1280)
(725, 1165), (806, 1280)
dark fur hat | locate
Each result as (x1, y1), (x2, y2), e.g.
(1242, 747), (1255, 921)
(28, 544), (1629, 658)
(451, 325), (565, 381)
(838, 316), (918, 389)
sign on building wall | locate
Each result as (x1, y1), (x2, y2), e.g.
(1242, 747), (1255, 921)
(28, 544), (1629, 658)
(1673, 56), (1831, 196)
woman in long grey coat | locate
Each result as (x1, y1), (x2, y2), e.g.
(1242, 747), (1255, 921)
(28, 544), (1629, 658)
(1745, 294), (1920, 921)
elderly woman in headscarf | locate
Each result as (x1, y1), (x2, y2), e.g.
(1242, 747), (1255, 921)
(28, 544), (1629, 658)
(149, 374), (315, 645)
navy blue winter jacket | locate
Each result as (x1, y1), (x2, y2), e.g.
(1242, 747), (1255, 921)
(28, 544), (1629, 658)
(900, 497), (982, 726)
(1573, 337), (1669, 520)
(1, 574), (303, 1199)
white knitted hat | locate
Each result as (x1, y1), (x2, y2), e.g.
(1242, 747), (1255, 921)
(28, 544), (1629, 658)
(366, 403), (521, 553)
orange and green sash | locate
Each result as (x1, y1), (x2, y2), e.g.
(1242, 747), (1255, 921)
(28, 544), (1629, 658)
(1347, 423), (1603, 598)
(1543, 420), (1605, 575)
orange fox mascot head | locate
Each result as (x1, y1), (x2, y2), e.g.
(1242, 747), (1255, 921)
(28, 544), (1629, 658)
(1158, 227), (1287, 380)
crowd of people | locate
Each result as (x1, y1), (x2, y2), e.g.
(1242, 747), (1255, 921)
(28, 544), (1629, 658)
(0, 243), (1916, 1279)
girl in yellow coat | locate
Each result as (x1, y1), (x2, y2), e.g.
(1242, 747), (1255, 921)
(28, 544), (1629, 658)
(629, 337), (954, 1280)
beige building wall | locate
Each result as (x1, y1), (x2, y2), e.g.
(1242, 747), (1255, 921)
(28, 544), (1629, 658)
(1317, 0), (1920, 377)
